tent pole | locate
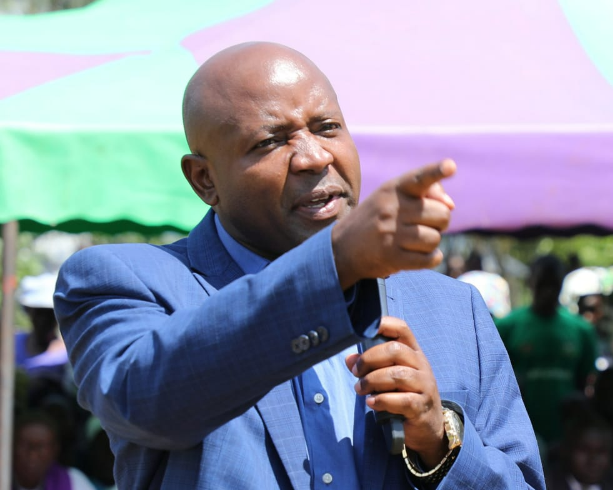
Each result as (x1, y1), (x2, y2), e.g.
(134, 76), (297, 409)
(0, 221), (18, 490)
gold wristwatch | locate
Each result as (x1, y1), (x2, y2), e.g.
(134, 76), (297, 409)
(402, 401), (464, 484)
(443, 406), (463, 450)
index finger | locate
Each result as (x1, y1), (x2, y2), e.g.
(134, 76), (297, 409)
(349, 316), (422, 377)
(398, 159), (457, 197)
(376, 316), (422, 352)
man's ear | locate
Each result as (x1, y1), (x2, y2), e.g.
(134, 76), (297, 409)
(181, 153), (219, 206)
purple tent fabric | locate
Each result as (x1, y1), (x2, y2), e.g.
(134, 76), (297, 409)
(1, 0), (612, 234)
(182, 0), (613, 234)
(0, 50), (148, 99)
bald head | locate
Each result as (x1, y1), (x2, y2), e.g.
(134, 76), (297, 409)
(180, 42), (360, 259)
(182, 42), (335, 155)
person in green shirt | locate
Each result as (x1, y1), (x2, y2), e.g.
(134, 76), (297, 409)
(496, 254), (598, 448)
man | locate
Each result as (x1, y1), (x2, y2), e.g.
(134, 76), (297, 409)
(55, 42), (544, 489)
(497, 255), (598, 448)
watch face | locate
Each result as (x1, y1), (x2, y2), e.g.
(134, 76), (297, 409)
(443, 408), (464, 450)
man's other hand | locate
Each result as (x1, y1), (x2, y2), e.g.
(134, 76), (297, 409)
(345, 316), (448, 469)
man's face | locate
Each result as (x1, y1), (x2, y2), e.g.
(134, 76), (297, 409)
(195, 56), (361, 259)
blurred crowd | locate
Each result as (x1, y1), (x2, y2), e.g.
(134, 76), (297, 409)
(12, 285), (116, 490)
(7, 232), (613, 489)
(10, 232), (115, 490)
(446, 250), (613, 489)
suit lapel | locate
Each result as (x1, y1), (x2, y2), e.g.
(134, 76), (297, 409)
(186, 211), (244, 290)
(186, 212), (310, 488)
(256, 382), (311, 490)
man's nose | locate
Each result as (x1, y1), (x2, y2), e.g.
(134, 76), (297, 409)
(289, 133), (334, 173)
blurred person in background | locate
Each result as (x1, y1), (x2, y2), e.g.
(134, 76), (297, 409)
(496, 254), (599, 451)
(578, 294), (605, 326)
(592, 368), (613, 432)
(545, 408), (613, 490)
(456, 251), (512, 320)
(12, 410), (96, 490)
(443, 252), (465, 279)
(579, 293), (613, 373)
(560, 266), (613, 372)
(456, 269), (512, 319)
(456, 249), (512, 319)
(16, 272), (68, 383)
(15, 230), (89, 382)
(16, 271), (90, 474)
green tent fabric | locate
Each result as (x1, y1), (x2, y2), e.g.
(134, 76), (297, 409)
(2, 0), (613, 235)
(0, 0), (273, 233)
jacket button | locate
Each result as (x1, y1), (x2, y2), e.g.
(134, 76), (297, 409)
(291, 334), (311, 354)
(316, 326), (329, 343)
(308, 330), (320, 346)
(298, 334), (310, 351)
(291, 338), (302, 354)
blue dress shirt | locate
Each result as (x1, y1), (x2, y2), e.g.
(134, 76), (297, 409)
(215, 216), (364, 488)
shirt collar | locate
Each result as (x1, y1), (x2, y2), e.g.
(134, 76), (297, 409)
(214, 214), (269, 275)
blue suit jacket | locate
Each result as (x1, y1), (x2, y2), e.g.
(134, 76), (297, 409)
(55, 211), (544, 489)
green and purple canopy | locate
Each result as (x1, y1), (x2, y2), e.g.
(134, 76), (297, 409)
(1, 0), (612, 235)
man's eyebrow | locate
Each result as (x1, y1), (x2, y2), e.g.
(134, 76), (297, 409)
(246, 112), (342, 139)
(311, 111), (343, 122)
(247, 123), (289, 138)
(264, 123), (290, 133)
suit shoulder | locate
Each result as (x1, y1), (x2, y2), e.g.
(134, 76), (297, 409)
(392, 269), (473, 297)
(60, 238), (189, 275)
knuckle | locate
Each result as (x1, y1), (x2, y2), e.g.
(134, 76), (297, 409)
(386, 340), (404, 357)
(389, 364), (411, 383)
(376, 200), (398, 224)
(412, 170), (424, 186)
(416, 225), (441, 250)
(424, 376), (438, 394)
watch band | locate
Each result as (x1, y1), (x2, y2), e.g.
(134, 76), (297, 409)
(402, 444), (460, 485)
(402, 403), (464, 484)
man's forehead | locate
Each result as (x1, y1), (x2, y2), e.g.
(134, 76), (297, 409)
(207, 43), (333, 96)
(184, 43), (339, 149)
(216, 63), (337, 117)
(267, 57), (307, 86)
(221, 56), (319, 100)
(232, 86), (340, 134)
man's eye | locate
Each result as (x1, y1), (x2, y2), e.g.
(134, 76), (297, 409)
(320, 122), (341, 133)
(254, 138), (277, 149)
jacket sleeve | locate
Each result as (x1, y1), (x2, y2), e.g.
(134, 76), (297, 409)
(54, 225), (380, 450)
(437, 285), (545, 490)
